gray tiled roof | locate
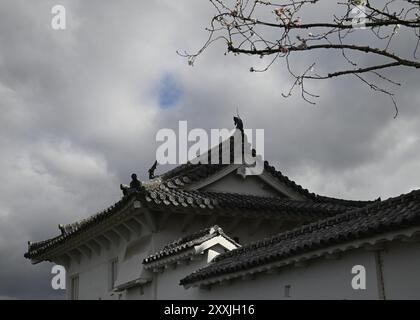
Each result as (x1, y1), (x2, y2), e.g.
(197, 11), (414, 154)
(23, 134), (378, 260)
(25, 187), (353, 259)
(143, 225), (239, 264)
(144, 188), (354, 218)
(148, 131), (378, 207)
(25, 196), (130, 259)
(156, 159), (377, 208)
(180, 189), (420, 286)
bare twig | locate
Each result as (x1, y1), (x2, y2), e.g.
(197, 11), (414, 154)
(179, 0), (420, 116)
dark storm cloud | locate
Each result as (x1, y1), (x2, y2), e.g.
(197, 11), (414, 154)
(0, 0), (419, 299)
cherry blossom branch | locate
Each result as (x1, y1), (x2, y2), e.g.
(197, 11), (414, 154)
(179, 0), (420, 116)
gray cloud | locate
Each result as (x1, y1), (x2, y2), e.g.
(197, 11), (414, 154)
(0, 0), (419, 299)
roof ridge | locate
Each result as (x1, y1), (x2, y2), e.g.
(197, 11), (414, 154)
(156, 156), (378, 208)
(211, 188), (420, 263)
(24, 188), (360, 260)
(180, 189), (420, 286)
(263, 161), (379, 207)
(24, 194), (135, 259)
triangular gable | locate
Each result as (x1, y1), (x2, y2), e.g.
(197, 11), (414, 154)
(157, 129), (376, 204)
(196, 169), (290, 198)
(158, 129), (308, 200)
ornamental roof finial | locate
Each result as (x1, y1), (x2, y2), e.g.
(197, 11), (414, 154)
(148, 160), (158, 180)
(233, 111), (244, 135)
(120, 173), (146, 196)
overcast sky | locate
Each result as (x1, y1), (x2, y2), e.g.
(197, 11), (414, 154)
(0, 0), (419, 299)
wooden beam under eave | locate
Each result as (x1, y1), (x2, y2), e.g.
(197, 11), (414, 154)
(143, 209), (158, 232)
(96, 234), (112, 250)
(104, 230), (121, 247)
(54, 253), (71, 268)
(120, 223), (133, 240)
(132, 212), (154, 233)
(122, 220), (142, 237)
(78, 245), (92, 260)
(86, 239), (102, 255)
(114, 224), (131, 242)
(68, 249), (82, 264)
(129, 218), (144, 233)
(131, 215), (145, 231)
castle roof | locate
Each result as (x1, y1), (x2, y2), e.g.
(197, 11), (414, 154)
(180, 189), (420, 287)
(24, 129), (378, 261)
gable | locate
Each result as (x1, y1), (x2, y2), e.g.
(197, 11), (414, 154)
(199, 171), (287, 198)
(156, 129), (311, 200)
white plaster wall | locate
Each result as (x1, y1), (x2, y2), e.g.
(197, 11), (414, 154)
(125, 284), (153, 300)
(65, 233), (420, 300)
(65, 242), (124, 300)
(62, 216), (303, 300)
(155, 256), (207, 300)
(63, 220), (237, 300)
(61, 188), (420, 303)
(379, 241), (420, 300)
(64, 227), (154, 300)
(184, 241), (420, 300)
(201, 172), (282, 198)
(189, 249), (380, 300)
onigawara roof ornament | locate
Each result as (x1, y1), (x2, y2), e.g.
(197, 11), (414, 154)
(233, 115), (244, 135)
(120, 173), (146, 196)
(148, 160), (158, 180)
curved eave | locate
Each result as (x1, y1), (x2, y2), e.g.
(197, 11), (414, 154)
(181, 226), (420, 288)
(24, 195), (138, 261)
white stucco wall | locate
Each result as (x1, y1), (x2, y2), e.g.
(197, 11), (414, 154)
(58, 164), (309, 300)
(62, 218), (249, 300)
(379, 241), (420, 300)
(189, 249), (380, 300)
(63, 227), (420, 300)
(64, 230), (154, 300)
(201, 172), (282, 198)
(184, 240), (420, 300)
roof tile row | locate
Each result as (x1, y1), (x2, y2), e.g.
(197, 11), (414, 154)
(180, 189), (420, 286)
(143, 225), (239, 264)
